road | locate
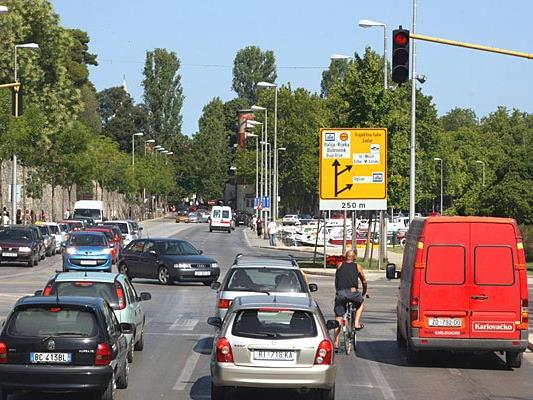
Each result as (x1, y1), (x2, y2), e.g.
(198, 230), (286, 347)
(1, 218), (532, 400)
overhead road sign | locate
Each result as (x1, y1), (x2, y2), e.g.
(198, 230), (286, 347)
(319, 128), (387, 211)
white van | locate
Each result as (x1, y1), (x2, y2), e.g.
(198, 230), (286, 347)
(73, 200), (105, 223)
(209, 206), (233, 233)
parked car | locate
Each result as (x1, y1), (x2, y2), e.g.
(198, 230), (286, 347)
(208, 296), (338, 400)
(26, 225), (46, 261)
(72, 215), (96, 227)
(198, 211), (210, 223)
(0, 295), (131, 399)
(85, 226), (121, 264)
(101, 220), (135, 246)
(37, 271), (151, 364)
(0, 226), (42, 267)
(387, 216), (529, 368)
(35, 223), (57, 257)
(209, 206), (233, 233)
(210, 254), (318, 320)
(62, 231), (113, 272)
(282, 214), (301, 226)
(118, 238), (220, 285)
(234, 211), (249, 227)
(299, 214), (314, 224)
(187, 212), (199, 223)
(175, 210), (189, 223)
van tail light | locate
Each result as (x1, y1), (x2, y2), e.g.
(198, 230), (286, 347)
(517, 298), (529, 330)
(115, 282), (126, 310)
(218, 299), (232, 309)
(43, 284), (53, 296)
(410, 297), (422, 328)
(314, 340), (333, 365)
(0, 341), (7, 364)
(95, 343), (112, 366)
(215, 337), (234, 363)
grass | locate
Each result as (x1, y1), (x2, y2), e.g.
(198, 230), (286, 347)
(298, 257), (384, 271)
(527, 262), (533, 276)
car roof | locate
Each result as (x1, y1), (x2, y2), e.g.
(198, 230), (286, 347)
(52, 271), (121, 283)
(15, 295), (106, 309)
(1, 225), (32, 230)
(232, 255), (298, 269)
(231, 295), (316, 311)
(71, 231), (106, 236)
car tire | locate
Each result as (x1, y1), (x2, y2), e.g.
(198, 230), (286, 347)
(127, 342), (134, 363)
(118, 263), (130, 278)
(158, 266), (170, 285)
(506, 351), (523, 368)
(211, 382), (228, 400)
(116, 360), (129, 389)
(396, 321), (406, 348)
(209, 229), (212, 233)
(27, 257), (33, 268)
(40, 252), (45, 260)
(33, 253), (38, 266)
(406, 338), (420, 364)
(99, 371), (116, 400)
(319, 384), (335, 400)
(134, 327), (145, 351)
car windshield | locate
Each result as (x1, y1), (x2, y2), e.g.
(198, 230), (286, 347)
(48, 225), (60, 234)
(38, 226), (49, 235)
(73, 208), (101, 219)
(232, 309), (317, 339)
(0, 229), (32, 241)
(88, 230), (113, 241)
(157, 240), (199, 256)
(224, 268), (305, 293)
(70, 234), (107, 247)
(50, 282), (119, 309)
(7, 307), (97, 337)
(105, 223), (128, 234)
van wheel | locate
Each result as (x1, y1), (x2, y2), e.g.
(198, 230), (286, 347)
(210, 382), (228, 400)
(396, 321), (406, 348)
(506, 351), (523, 368)
(33, 254), (38, 266)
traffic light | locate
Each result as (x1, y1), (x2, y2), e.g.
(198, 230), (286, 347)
(392, 27), (410, 84)
(11, 83), (23, 117)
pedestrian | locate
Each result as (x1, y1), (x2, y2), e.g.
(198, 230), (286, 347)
(64, 208), (71, 219)
(16, 209), (22, 225)
(2, 207), (9, 218)
(2, 211), (10, 225)
(251, 215), (257, 231)
(30, 210), (36, 224)
(256, 217), (262, 237)
(23, 209), (31, 225)
(268, 219), (278, 246)
(40, 209), (46, 222)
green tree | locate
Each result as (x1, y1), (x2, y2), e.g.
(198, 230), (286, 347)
(232, 46), (277, 104)
(142, 48), (184, 149)
(321, 58), (350, 98)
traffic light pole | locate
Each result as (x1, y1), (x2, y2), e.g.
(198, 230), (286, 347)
(409, 0), (417, 222)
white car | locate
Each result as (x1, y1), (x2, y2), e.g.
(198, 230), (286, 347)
(44, 222), (65, 252)
(101, 220), (135, 245)
(282, 214), (300, 226)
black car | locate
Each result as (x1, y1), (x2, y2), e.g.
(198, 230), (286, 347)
(0, 227), (42, 267)
(27, 225), (46, 261)
(0, 296), (131, 400)
(118, 238), (220, 285)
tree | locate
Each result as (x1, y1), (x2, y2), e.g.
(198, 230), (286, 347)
(321, 58), (350, 98)
(142, 48), (184, 149)
(232, 46), (277, 104)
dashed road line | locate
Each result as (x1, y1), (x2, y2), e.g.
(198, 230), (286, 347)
(172, 334), (210, 391)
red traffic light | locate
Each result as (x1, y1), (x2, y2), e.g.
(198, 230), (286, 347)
(393, 32), (409, 47)
(392, 27), (410, 84)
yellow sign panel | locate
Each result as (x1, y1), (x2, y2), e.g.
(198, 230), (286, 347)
(319, 128), (387, 210)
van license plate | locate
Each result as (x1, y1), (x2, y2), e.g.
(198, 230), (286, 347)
(195, 271), (210, 276)
(254, 350), (294, 361)
(428, 318), (462, 327)
(30, 352), (72, 364)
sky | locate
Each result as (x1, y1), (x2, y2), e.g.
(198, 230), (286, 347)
(52, 0), (533, 136)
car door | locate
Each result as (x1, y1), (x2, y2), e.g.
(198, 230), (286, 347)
(124, 240), (145, 277)
(139, 240), (159, 279)
(124, 278), (143, 338)
(103, 303), (128, 364)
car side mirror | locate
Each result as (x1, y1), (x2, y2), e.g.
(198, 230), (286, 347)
(197, 249), (203, 255)
(207, 317), (222, 328)
(120, 322), (134, 335)
(210, 281), (221, 290)
(386, 263), (401, 280)
(308, 283), (318, 292)
(326, 320), (340, 330)
(139, 227), (143, 231)
(34, 290), (43, 296)
(139, 292), (152, 301)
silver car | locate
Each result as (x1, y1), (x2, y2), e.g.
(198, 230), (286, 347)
(208, 296), (338, 400)
(210, 255), (318, 319)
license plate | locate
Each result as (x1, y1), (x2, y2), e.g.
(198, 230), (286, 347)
(2, 252), (17, 257)
(195, 271), (210, 276)
(30, 352), (72, 364)
(254, 350), (294, 361)
(80, 260), (97, 266)
(427, 318), (462, 327)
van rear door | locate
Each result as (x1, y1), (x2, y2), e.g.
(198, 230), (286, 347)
(418, 222), (470, 339)
(469, 222), (520, 340)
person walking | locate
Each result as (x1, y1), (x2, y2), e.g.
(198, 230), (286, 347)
(256, 217), (262, 237)
(64, 208), (71, 219)
(16, 209), (22, 225)
(251, 215), (257, 232)
(30, 210), (36, 224)
(23, 210), (31, 225)
(268, 219), (278, 246)
(2, 211), (10, 226)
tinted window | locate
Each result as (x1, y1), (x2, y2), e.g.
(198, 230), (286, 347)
(157, 240), (198, 255)
(7, 307), (97, 337)
(87, 230), (113, 241)
(70, 234), (107, 247)
(232, 309), (317, 339)
(225, 268), (305, 293)
(109, 223), (129, 234)
(50, 282), (119, 309)
(474, 246), (514, 286)
(143, 241), (156, 253)
(74, 208), (101, 219)
(425, 245), (466, 285)
(222, 210), (230, 218)
(128, 240), (145, 253)
(38, 226), (50, 235)
(0, 229), (32, 241)
(48, 225), (60, 234)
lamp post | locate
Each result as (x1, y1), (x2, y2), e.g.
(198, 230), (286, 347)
(276, 147), (286, 217)
(257, 82), (278, 221)
(260, 141), (271, 230)
(145, 139), (155, 155)
(131, 132), (143, 167)
(475, 160), (486, 186)
(358, 19), (387, 89)
(251, 105), (267, 216)
(13, 42), (39, 223)
(246, 132), (259, 215)
(434, 158), (443, 214)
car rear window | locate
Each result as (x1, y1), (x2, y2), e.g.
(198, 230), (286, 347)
(222, 210), (230, 218)
(232, 309), (317, 339)
(50, 282), (119, 309)
(7, 307), (97, 337)
(71, 234), (107, 246)
(474, 246), (514, 286)
(106, 223), (128, 234)
(87, 230), (113, 241)
(225, 268), (306, 293)
(425, 245), (466, 285)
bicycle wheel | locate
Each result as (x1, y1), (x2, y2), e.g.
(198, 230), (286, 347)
(351, 310), (357, 352)
(344, 311), (353, 355)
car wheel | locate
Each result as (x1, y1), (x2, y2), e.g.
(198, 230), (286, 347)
(33, 253), (38, 266)
(506, 351), (523, 368)
(211, 382), (228, 400)
(127, 342), (134, 363)
(118, 263), (130, 278)
(116, 360), (129, 389)
(158, 266), (170, 285)
(318, 384), (335, 400)
(40, 251), (45, 260)
(209, 228), (212, 233)
(99, 371), (116, 400)
(134, 327), (145, 351)
(27, 257), (34, 268)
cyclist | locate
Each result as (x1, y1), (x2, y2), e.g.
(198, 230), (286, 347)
(333, 249), (368, 350)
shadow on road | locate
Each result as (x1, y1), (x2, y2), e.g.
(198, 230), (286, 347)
(194, 336), (213, 355)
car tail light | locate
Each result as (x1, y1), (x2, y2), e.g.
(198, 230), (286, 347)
(115, 282), (126, 310)
(314, 339), (332, 365)
(218, 299), (232, 309)
(0, 341), (7, 364)
(95, 343), (112, 366)
(42, 284), (53, 296)
(215, 337), (233, 363)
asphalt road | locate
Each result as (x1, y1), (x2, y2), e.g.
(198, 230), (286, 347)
(1, 218), (532, 400)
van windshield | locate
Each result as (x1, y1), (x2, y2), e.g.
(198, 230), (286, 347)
(74, 208), (101, 219)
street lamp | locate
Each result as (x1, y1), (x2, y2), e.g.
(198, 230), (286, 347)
(330, 54), (354, 61)
(246, 132), (259, 214)
(144, 138), (155, 155)
(131, 132), (143, 167)
(475, 160), (486, 186)
(15, 43), (39, 82)
(252, 105), (268, 224)
(434, 158), (443, 214)
(260, 141), (272, 220)
(358, 19), (387, 89)
(257, 81), (278, 221)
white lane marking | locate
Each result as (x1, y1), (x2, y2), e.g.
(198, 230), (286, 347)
(172, 334), (210, 391)
(169, 317), (199, 331)
(367, 361), (396, 400)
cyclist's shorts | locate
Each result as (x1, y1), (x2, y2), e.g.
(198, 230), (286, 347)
(334, 289), (364, 317)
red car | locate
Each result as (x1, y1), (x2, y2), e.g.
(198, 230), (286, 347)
(85, 227), (122, 264)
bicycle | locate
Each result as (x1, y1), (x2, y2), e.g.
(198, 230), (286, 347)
(341, 301), (357, 355)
